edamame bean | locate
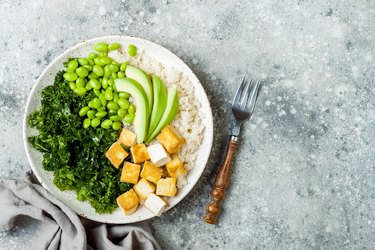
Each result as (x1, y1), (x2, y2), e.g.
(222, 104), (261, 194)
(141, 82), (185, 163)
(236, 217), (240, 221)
(91, 98), (102, 109)
(117, 108), (127, 117)
(109, 64), (119, 73)
(94, 42), (108, 52)
(92, 65), (104, 76)
(94, 57), (105, 66)
(111, 72), (117, 79)
(104, 65), (112, 77)
(127, 44), (137, 56)
(105, 89), (113, 100)
(119, 92), (130, 99)
(112, 121), (122, 130)
(74, 87), (87, 96)
(124, 113), (135, 124)
(108, 43), (120, 51)
(76, 67), (89, 78)
(101, 77), (108, 89)
(76, 78), (86, 88)
(113, 93), (119, 104)
(87, 58), (94, 66)
(120, 62), (128, 72)
(83, 65), (93, 71)
(63, 72), (78, 82)
(88, 52), (97, 59)
(67, 60), (78, 72)
(99, 94), (107, 106)
(85, 82), (93, 90)
(88, 72), (99, 79)
(108, 78), (114, 86)
(83, 118), (91, 128)
(87, 110), (96, 119)
(101, 119), (113, 129)
(95, 110), (107, 118)
(97, 107), (106, 111)
(98, 52), (107, 57)
(79, 106), (90, 117)
(108, 109), (118, 116)
(113, 83), (117, 92)
(69, 82), (76, 90)
(111, 60), (119, 66)
(78, 58), (88, 66)
(94, 88), (101, 97)
(89, 79), (101, 90)
(118, 98), (130, 109)
(107, 101), (119, 110)
(110, 115), (122, 122)
(117, 71), (125, 78)
(99, 57), (112, 65)
(91, 118), (101, 128)
(128, 105), (135, 114)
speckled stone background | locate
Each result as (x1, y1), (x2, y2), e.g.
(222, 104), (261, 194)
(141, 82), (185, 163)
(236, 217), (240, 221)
(1, 0), (375, 249)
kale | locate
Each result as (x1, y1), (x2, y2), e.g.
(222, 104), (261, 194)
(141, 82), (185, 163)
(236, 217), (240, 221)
(28, 71), (131, 214)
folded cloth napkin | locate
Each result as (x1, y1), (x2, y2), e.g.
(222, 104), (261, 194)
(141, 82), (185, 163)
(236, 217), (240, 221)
(0, 172), (161, 250)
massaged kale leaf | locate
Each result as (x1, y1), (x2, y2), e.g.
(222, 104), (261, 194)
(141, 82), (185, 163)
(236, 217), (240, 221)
(27, 71), (131, 214)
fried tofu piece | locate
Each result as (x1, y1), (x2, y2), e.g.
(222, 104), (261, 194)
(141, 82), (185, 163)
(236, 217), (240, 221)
(166, 155), (185, 178)
(120, 162), (141, 184)
(105, 142), (129, 169)
(156, 125), (185, 154)
(118, 128), (137, 147)
(130, 144), (150, 163)
(156, 178), (177, 197)
(133, 178), (156, 200)
(147, 143), (171, 167)
(116, 189), (139, 215)
(144, 193), (167, 216)
(140, 161), (162, 184)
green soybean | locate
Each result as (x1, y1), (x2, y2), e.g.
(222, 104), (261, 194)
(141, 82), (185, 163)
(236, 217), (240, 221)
(97, 107), (106, 111)
(89, 79), (101, 90)
(76, 78), (86, 88)
(118, 98), (130, 109)
(108, 43), (120, 50)
(107, 101), (119, 110)
(104, 65), (112, 77)
(63, 72), (78, 82)
(111, 72), (117, 79)
(83, 118), (91, 128)
(79, 106), (90, 116)
(98, 52), (107, 57)
(91, 98), (102, 109)
(127, 44), (137, 56)
(119, 92), (130, 99)
(94, 88), (101, 97)
(93, 65), (104, 76)
(85, 82), (93, 90)
(91, 118), (101, 128)
(124, 113), (135, 124)
(87, 110), (96, 119)
(108, 109), (118, 116)
(111, 60), (119, 66)
(120, 62), (128, 72)
(99, 57), (112, 65)
(87, 58), (94, 66)
(88, 72), (99, 79)
(78, 58), (88, 66)
(94, 57), (105, 66)
(109, 64), (119, 73)
(88, 52), (97, 59)
(128, 104), (135, 114)
(108, 78), (114, 86)
(110, 115), (122, 122)
(99, 94), (107, 106)
(101, 119), (113, 129)
(113, 93), (119, 104)
(67, 60), (78, 72)
(95, 110), (107, 118)
(117, 71), (125, 78)
(74, 87), (86, 96)
(112, 121), (122, 130)
(105, 89), (113, 100)
(69, 82), (76, 90)
(101, 77), (108, 89)
(117, 108), (127, 117)
(94, 42), (108, 52)
(76, 67), (89, 78)
(83, 65), (93, 71)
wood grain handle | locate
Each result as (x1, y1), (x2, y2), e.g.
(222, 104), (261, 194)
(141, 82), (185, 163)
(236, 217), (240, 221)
(204, 137), (238, 224)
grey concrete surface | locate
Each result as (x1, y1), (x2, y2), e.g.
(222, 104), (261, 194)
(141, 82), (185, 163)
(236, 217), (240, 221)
(1, 0), (374, 249)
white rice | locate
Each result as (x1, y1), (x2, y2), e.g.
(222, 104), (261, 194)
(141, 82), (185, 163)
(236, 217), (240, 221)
(109, 49), (205, 188)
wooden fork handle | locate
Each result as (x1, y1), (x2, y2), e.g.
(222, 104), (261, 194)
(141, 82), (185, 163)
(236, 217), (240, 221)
(204, 136), (238, 224)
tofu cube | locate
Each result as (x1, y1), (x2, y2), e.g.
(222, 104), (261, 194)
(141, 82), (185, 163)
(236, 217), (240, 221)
(140, 161), (162, 184)
(130, 144), (150, 163)
(120, 162), (141, 184)
(156, 178), (177, 197)
(144, 193), (168, 216)
(118, 128), (137, 147)
(133, 178), (156, 200)
(105, 142), (129, 169)
(156, 125), (185, 154)
(147, 143), (172, 167)
(166, 155), (185, 178)
(116, 189), (139, 215)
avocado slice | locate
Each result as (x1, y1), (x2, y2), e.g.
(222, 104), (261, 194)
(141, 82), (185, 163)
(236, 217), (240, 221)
(125, 65), (153, 112)
(146, 87), (179, 143)
(147, 75), (167, 138)
(115, 78), (149, 143)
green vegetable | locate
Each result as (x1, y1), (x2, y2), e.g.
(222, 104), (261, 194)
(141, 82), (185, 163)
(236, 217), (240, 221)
(94, 42), (108, 52)
(118, 98), (130, 109)
(120, 62), (128, 72)
(101, 119), (113, 129)
(124, 113), (135, 124)
(74, 87), (87, 96)
(63, 72), (78, 82)
(107, 101), (119, 110)
(76, 78), (86, 88)
(67, 60), (78, 72)
(91, 118), (101, 128)
(79, 106), (90, 117)
(27, 71), (131, 214)
(127, 44), (137, 56)
(117, 108), (127, 117)
(83, 118), (91, 128)
(76, 67), (89, 78)
(93, 65), (104, 77)
(89, 79), (101, 90)
(95, 110), (107, 118)
(108, 43), (120, 50)
(88, 52), (97, 59)
(87, 110), (96, 119)
(112, 121), (122, 130)
(78, 58), (88, 66)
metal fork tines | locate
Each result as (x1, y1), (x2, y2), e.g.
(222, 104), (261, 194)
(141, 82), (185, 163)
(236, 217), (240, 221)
(231, 77), (261, 138)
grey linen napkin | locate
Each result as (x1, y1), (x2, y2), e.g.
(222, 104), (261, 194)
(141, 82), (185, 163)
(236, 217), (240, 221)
(0, 172), (161, 250)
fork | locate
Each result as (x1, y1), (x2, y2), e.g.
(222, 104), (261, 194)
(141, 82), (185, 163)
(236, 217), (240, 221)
(204, 77), (262, 224)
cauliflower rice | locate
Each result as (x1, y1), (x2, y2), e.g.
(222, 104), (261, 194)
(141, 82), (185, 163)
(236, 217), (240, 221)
(109, 49), (205, 188)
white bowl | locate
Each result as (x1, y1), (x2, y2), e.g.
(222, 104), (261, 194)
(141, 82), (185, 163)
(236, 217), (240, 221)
(23, 35), (213, 223)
